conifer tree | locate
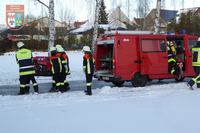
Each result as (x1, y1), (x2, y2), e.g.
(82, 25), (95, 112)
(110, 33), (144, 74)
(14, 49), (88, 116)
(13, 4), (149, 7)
(98, 0), (108, 24)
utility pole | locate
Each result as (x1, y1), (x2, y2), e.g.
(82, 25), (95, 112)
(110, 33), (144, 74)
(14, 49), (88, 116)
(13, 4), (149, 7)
(34, 0), (55, 49)
(92, 0), (102, 52)
(154, 0), (161, 34)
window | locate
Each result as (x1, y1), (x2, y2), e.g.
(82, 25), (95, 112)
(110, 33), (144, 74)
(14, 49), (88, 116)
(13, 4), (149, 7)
(189, 40), (197, 51)
(141, 39), (166, 52)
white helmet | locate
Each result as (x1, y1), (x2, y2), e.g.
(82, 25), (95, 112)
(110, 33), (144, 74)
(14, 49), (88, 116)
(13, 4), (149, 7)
(49, 46), (56, 52)
(82, 46), (91, 52)
(56, 44), (65, 52)
(198, 37), (200, 41)
(17, 41), (25, 48)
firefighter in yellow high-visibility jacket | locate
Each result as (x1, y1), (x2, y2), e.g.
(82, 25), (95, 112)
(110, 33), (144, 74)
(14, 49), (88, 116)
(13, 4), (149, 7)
(83, 46), (94, 95)
(16, 42), (38, 95)
(188, 40), (200, 89)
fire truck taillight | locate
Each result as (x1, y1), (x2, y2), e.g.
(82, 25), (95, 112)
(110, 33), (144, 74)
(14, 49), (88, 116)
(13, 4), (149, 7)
(113, 59), (115, 68)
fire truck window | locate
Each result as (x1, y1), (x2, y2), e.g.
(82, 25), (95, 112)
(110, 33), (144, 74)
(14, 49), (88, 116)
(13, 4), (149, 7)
(189, 40), (197, 51)
(141, 40), (165, 52)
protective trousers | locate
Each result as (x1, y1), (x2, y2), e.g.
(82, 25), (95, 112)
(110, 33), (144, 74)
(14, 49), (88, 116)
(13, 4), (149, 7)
(53, 73), (64, 92)
(19, 75), (38, 95)
(188, 67), (200, 88)
(85, 74), (93, 95)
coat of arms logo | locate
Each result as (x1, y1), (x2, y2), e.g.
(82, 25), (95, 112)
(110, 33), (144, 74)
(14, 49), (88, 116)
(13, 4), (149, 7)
(6, 5), (25, 30)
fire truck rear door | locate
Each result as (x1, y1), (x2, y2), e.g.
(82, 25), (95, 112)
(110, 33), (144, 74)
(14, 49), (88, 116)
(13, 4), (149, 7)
(140, 35), (168, 75)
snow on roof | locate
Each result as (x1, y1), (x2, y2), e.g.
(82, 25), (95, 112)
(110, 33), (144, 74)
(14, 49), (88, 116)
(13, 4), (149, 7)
(177, 7), (200, 15)
(71, 7), (136, 34)
(70, 21), (93, 34)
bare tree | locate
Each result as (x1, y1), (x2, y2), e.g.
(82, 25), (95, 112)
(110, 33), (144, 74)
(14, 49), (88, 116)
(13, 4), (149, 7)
(34, 0), (55, 48)
(57, 0), (75, 44)
(154, 0), (161, 34)
(136, 0), (151, 30)
(84, 0), (98, 51)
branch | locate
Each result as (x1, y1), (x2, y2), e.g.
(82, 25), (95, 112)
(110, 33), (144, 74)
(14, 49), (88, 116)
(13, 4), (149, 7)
(35, 0), (49, 9)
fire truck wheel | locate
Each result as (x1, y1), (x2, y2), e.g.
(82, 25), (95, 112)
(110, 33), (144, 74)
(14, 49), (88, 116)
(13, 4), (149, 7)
(112, 81), (125, 87)
(131, 72), (147, 87)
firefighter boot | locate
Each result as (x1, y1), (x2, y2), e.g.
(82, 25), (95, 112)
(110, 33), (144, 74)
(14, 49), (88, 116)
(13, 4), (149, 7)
(64, 82), (70, 92)
(85, 86), (92, 96)
(49, 87), (59, 92)
(59, 85), (66, 93)
(34, 85), (39, 93)
(25, 86), (30, 94)
(18, 87), (26, 95)
(187, 80), (195, 89)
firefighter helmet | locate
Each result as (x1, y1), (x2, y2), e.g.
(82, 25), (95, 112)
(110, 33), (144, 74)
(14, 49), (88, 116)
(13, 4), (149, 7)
(56, 44), (65, 52)
(17, 41), (25, 48)
(83, 46), (91, 52)
(50, 47), (56, 52)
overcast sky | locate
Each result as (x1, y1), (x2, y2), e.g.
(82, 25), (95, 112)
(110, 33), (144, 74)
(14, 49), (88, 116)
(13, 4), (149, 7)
(0, 0), (200, 25)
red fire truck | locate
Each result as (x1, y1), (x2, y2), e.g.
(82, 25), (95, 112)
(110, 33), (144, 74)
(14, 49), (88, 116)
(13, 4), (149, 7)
(94, 31), (198, 87)
(33, 56), (52, 76)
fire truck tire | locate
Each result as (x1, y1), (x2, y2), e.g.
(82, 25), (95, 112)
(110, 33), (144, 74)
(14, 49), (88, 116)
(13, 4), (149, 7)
(131, 72), (147, 87)
(112, 81), (125, 87)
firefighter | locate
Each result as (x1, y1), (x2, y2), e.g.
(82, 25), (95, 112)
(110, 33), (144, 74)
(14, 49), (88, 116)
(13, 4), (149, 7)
(49, 47), (64, 92)
(167, 41), (182, 79)
(167, 41), (176, 55)
(188, 40), (200, 89)
(168, 53), (182, 80)
(83, 46), (94, 95)
(16, 41), (38, 95)
(56, 44), (70, 92)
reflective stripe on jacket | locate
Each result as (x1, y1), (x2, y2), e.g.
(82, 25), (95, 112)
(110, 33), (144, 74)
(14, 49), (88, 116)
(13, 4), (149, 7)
(49, 55), (62, 74)
(83, 53), (94, 75)
(16, 48), (35, 76)
(192, 47), (200, 66)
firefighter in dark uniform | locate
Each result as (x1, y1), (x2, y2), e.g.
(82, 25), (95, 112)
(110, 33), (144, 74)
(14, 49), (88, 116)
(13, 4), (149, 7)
(56, 44), (70, 92)
(16, 41), (38, 95)
(188, 40), (200, 89)
(49, 47), (64, 92)
(167, 41), (182, 79)
(83, 46), (94, 95)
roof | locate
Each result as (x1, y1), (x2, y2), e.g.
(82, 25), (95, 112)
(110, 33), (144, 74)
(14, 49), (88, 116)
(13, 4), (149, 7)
(160, 9), (178, 22)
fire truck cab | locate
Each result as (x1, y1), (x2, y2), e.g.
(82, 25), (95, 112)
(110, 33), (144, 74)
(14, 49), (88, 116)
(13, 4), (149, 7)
(94, 31), (198, 87)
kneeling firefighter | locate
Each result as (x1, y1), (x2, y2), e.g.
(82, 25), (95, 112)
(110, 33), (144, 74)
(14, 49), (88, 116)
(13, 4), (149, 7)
(168, 53), (182, 79)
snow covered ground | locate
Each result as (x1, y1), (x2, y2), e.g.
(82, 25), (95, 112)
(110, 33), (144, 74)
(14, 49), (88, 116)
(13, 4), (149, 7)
(0, 51), (200, 133)
(0, 51), (84, 85)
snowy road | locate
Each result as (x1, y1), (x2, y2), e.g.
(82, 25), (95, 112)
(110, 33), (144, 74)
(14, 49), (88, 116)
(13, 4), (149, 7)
(0, 78), (188, 96)
(0, 79), (113, 95)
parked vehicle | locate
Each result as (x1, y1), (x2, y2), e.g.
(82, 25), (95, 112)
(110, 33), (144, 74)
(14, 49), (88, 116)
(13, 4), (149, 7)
(94, 31), (198, 87)
(33, 56), (52, 76)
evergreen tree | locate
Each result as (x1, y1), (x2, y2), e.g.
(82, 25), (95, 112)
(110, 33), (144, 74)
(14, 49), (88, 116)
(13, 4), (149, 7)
(98, 0), (108, 24)
(167, 11), (200, 36)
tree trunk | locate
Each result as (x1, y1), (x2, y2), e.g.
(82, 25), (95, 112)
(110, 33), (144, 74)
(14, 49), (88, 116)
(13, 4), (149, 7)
(49, 0), (56, 48)
(154, 0), (161, 34)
